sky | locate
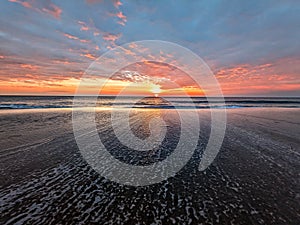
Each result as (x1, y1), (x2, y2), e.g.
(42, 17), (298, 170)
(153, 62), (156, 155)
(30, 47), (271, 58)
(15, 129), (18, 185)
(0, 0), (299, 96)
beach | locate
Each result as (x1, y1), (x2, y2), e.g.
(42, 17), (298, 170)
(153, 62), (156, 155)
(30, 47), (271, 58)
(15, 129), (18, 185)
(0, 105), (299, 224)
(2, 0), (300, 223)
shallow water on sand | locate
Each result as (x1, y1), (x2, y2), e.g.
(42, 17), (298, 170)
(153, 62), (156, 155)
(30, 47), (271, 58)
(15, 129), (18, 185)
(0, 96), (299, 109)
(0, 108), (299, 224)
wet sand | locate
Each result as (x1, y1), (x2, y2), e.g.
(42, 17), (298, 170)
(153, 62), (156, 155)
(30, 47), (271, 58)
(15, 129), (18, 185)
(0, 108), (299, 224)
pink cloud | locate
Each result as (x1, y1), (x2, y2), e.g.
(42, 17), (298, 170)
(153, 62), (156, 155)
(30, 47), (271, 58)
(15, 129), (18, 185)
(116, 11), (127, 25)
(20, 64), (39, 70)
(109, 11), (127, 26)
(8, 0), (62, 19)
(103, 33), (121, 42)
(112, 0), (122, 8)
(63, 33), (79, 40)
(102, 33), (121, 48)
(80, 39), (89, 43)
(85, 0), (122, 9)
(42, 3), (62, 19)
(9, 0), (32, 8)
(78, 21), (89, 31)
(63, 33), (89, 43)
(213, 58), (300, 95)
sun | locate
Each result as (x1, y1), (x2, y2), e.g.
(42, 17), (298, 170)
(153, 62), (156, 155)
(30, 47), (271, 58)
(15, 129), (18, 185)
(150, 84), (161, 97)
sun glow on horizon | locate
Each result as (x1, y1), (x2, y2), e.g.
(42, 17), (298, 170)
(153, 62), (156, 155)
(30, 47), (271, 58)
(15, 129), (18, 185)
(150, 84), (162, 97)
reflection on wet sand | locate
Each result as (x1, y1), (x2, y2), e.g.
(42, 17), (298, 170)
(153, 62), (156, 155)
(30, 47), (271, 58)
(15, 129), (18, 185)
(0, 108), (299, 224)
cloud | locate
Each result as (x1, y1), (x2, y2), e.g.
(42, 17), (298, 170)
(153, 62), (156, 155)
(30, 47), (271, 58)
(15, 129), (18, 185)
(109, 61), (190, 90)
(8, 0), (62, 19)
(63, 33), (89, 43)
(63, 33), (79, 40)
(85, 0), (122, 9)
(112, 0), (122, 9)
(214, 57), (300, 96)
(81, 53), (97, 60)
(116, 11), (127, 25)
(112, 70), (170, 84)
(20, 64), (39, 70)
(8, 0), (31, 8)
(78, 21), (89, 31)
(2, 0), (300, 95)
(41, 2), (62, 19)
(113, 71), (149, 83)
(102, 33), (121, 45)
(109, 11), (127, 26)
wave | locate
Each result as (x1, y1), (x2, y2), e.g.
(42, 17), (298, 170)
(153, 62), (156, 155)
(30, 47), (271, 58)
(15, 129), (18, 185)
(0, 100), (299, 110)
(132, 105), (254, 109)
(0, 104), (72, 110)
(171, 100), (300, 104)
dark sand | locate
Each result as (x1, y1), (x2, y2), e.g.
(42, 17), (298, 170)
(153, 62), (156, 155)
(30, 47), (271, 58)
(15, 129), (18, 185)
(0, 108), (299, 224)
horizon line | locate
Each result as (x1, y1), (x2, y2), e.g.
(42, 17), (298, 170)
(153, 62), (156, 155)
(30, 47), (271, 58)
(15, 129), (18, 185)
(0, 94), (299, 98)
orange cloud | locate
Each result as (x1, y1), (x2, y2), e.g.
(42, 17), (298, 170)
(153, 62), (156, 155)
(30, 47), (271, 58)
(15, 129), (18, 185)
(81, 53), (97, 60)
(213, 58), (300, 95)
(53, 59), (72, 65)
(116, 11), (126, 20)
(105, 61), (202, 96)
(0, 82), (76, 95)
(2, 46), (299, 97)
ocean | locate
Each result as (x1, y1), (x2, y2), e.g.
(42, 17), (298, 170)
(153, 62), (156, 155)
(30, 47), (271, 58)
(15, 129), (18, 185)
(0, 96), (299, 110)
(0, 96), (299, 224)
